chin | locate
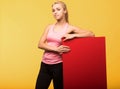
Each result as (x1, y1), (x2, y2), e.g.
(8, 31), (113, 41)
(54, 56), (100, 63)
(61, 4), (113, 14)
(54, 16), (63, 21)
(54, 16), (62, 20)
(54, 18), (60, 21)
(56, 17), (63, 21)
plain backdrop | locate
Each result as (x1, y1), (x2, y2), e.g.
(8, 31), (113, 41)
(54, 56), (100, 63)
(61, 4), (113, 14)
(0, 0), (120, 89)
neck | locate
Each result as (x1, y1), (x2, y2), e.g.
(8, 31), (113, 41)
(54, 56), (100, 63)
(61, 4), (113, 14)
(56, 18), (67, 25)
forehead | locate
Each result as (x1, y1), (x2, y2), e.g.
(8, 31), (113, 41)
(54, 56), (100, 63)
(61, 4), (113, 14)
(52, 3), (63, 9)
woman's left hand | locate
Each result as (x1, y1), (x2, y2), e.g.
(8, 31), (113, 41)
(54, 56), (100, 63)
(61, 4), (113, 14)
(63, 34), (76, 41)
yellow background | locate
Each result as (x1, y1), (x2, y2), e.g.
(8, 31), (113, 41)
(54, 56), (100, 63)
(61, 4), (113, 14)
(0, 0), (120, 89)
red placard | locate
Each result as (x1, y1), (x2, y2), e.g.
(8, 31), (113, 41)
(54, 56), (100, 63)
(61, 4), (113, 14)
(62, 37), (107, 89)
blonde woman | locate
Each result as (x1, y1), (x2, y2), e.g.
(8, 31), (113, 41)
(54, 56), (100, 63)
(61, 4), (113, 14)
(35, 1), (94, 89)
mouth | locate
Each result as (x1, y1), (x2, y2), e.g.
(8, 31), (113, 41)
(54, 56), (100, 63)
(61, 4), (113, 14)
(54, 15), (59, 18)
(54, 14), (58, 16)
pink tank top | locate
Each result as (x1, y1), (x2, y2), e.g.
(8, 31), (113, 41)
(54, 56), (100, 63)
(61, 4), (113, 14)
(42, 23), (69, 64)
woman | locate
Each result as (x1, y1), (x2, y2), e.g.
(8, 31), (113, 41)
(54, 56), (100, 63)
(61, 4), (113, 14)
(35, 1), (94, 89)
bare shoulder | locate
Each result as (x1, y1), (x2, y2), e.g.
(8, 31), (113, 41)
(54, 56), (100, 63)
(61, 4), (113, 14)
(67, 24), (85, 33)
(68, 24), (93, 33)
(68, 24), (80, 30)
(41, 24), (55, 35)
(44, 24), (53, 31)
(41, 24), (54, 36)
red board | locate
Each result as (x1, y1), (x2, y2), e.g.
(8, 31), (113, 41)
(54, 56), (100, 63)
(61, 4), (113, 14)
(62, 37), (107, 89)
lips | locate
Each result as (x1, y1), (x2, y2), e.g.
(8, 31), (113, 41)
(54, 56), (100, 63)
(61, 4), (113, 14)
(54, 15), (59, 18)
(55, 14), (59, 17)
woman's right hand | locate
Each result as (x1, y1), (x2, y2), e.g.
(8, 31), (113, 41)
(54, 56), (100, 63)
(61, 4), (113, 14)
(56, 45), (70, 54)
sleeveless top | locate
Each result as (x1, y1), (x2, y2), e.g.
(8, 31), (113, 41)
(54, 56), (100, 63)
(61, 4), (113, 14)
(42, 23), (69, 64)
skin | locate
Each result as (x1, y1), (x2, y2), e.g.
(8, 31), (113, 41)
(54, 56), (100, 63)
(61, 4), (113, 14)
(38, 3), (95, 54)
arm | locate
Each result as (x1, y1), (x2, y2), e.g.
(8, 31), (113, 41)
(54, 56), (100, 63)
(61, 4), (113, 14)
(38, 25), (56, 51)
(38, 25), (70, 53)
(63, 25), (95, 41)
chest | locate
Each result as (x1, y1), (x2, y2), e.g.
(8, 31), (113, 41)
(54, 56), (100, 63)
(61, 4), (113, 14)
(47, 27), (66, 43)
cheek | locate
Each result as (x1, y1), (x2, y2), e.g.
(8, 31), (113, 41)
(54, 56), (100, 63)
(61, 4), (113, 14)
(59, 11), (65, 16)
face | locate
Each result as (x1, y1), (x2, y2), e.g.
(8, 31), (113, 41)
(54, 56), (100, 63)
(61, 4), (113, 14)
(52, 3), (66, 21)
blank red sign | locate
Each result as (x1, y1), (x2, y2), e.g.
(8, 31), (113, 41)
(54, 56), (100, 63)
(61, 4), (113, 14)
(62, 37), (107, 89)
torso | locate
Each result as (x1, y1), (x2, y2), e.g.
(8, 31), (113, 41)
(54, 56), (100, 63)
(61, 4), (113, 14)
(42, 23), (69, 64)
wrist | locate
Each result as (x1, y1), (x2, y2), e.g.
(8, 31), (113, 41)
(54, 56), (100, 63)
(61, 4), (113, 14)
(73, 34), (79, 38)
(53, 47), (59, 52)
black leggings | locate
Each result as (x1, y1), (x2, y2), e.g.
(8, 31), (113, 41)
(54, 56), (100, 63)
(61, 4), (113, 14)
(35, 62), (63, 89)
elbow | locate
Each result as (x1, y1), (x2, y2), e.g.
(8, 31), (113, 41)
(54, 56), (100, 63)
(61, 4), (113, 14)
(38, 42), (43, 49)
(38, 44), (41, 49)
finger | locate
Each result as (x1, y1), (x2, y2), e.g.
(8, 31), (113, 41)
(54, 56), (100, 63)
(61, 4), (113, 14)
(62, 45), (70, 48)
(63, 47), (70, 50)
(63, 49), (71, 52)
(63, 38), (68, 41)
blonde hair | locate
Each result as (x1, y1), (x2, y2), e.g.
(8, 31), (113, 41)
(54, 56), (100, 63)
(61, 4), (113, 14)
(52, 1), (69, 22)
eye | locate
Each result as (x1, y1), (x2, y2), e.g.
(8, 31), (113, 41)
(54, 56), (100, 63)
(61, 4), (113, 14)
(57, 8), (61, 11)
(52, 9), (55, 12)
